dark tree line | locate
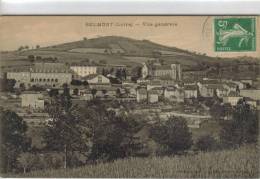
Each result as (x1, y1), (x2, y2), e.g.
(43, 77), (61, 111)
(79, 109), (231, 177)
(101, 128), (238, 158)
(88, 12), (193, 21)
(0, 89), (258, 173)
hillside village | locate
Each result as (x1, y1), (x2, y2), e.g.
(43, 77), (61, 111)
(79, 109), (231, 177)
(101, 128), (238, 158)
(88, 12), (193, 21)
(1, 36), (259, 176)
(1, 47), (260, 131)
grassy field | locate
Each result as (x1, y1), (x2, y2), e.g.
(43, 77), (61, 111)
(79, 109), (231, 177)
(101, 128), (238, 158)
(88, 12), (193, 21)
(15, 145), (259, 178)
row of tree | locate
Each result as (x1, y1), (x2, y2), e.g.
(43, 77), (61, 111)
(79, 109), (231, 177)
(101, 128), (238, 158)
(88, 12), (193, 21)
(0, 86), (258, 174)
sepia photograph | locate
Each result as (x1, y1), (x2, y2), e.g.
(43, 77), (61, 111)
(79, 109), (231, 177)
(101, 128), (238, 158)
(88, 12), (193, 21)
(0, 15), (259, 178)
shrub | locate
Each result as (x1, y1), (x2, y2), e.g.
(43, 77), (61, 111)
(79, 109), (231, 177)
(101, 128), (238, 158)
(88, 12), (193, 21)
(220, 99), (258, 147)
(150, 116), (193, 155)
(195, 135), (218, 151)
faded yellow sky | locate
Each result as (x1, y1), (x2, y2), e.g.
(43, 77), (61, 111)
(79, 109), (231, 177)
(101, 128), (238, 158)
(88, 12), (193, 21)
(0, 16), (259, 57)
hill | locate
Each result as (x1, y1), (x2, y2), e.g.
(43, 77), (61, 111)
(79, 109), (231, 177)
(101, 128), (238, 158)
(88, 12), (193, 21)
(13, 145), (259, 178)
(1, 36), (259, 70)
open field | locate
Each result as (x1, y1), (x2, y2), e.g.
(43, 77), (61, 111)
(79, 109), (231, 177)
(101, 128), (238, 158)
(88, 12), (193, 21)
(14, 145), (259, 178)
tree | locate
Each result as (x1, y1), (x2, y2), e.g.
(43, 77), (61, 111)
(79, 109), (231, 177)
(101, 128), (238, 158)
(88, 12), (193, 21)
(110, 67), (114, 74)
(195, 135), (217, 151)
(28, 55), (35, 62)
(91, 89), (97, 98)
(102, 68), (109, 76)
(150, 116), (192, 154)
(73, 88), (79, 96)
(220, 99), (258, 147)
(71, 79), (82, 86)
(87, 110), (144, 161)
(36, 56), (42, 60)
(0, 108), (31, 173)
(115, 69), (122, 80)
(121, 68), (127, 80)
(43, 86), (89, 169)
(0, 79), (16, 92)
(19, 83), (26, 91)
(99, 60), (107, 65)
(17, 152), (35, 173)
(131, 66), (142, 81)
(116, 88), (121, 98)
(48, 89), (59, 97)
(82, 81), (88, 86)
(18, 46), (24, 51)
(210, 103), (225, 121)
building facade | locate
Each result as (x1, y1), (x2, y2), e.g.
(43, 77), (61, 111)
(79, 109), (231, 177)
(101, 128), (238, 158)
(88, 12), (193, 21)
(137, 88), (147, 103)
(142, 62), (182, 80)
(70, 65), (97, 79)
(164, 87), (185, 102)
(7, 62), (72, 88)
(20, 92), (45, 109)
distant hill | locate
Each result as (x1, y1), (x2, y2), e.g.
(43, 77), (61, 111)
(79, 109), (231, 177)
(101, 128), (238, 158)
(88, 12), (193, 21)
(1, 36), (259, 70)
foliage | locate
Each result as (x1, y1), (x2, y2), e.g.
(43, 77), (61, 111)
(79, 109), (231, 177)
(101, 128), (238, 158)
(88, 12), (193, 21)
(210, 103), (225, 120)
(43, 86), (89, 168)
(78, 101), (145, 162)
(91, 89), (97, 98)
(0, 78), (16, 92)
(220, 99), (258, 147)
(73, 88), (79, 96)
(71, 80), (82, 86)
(48, 89), (59, 97)
(0, 108), (31, 173)
(131, 66), (142, 81)
(195, 135), (218, 151)
(90, 113), (143, 161)
(150, 116), (193, 154)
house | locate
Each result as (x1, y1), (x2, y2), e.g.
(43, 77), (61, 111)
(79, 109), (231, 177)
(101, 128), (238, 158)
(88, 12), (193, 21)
(223, 82), (238, 93)
(7, 62), (72, 88)
(84, 74), (111, 88)
(147, 80), (162, 90)
(223, 91), (243, 106)
(122, 84), (138, 97)
(70, 65), (97, 80)
(184, 85), (198, 99)
(148, 90), (159, 103)
(136, 88), (147, 103)
(240, 89), (260, 100)
(244, 97), (257, 108)
(20, 92), (45, 109)
(142, 62), (182, 80)
(164, 86), (184, 102)
(183, 69), (206, 80)
(149, 87), (164, 96)
(198, 82), (228, 98)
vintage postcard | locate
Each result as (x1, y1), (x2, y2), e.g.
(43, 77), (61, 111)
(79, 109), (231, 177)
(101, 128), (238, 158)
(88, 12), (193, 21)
(0, 16), (259, 178)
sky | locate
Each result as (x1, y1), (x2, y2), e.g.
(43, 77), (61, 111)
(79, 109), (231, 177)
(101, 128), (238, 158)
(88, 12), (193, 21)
(0, 16), (259, 57)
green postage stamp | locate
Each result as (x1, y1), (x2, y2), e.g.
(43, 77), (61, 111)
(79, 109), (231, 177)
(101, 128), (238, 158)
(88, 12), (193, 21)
(214, 17), (256, 52)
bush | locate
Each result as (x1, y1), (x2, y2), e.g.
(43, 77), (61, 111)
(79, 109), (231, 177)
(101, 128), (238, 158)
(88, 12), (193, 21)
(195, 135), (218, 151)
(150, 116), (193, 155)
(220, 99), (258, 147)
(89, 112), (144, 162)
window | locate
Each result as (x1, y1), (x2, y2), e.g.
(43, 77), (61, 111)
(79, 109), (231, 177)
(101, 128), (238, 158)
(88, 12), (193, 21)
(31, 78), (34, 82)
(39, 78), (42, 82)
(98, 76), (102, 83)
(55, 79), (58, 82)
